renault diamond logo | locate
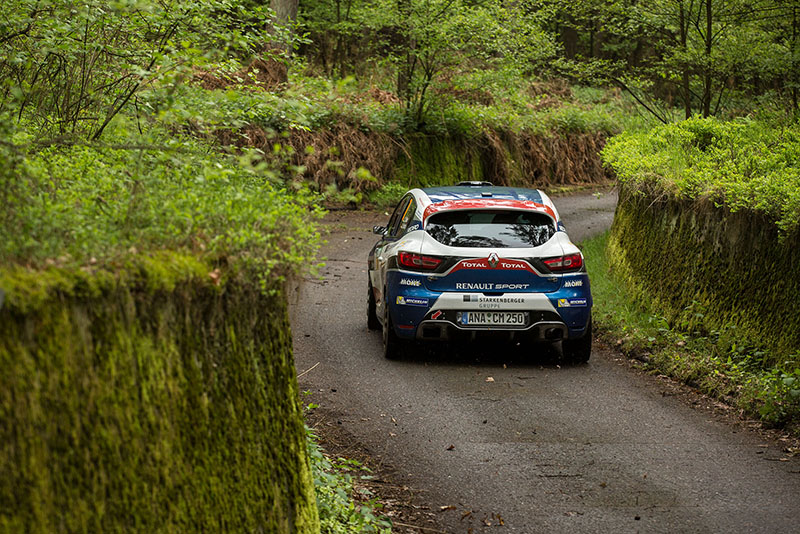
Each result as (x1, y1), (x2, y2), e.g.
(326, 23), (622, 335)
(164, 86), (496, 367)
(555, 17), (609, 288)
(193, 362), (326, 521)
(488, 252), (499, 268)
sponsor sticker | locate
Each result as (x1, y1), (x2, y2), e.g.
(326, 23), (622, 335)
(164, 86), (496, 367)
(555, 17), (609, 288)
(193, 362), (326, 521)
(558, 298), (588, 307)
(455, 257), (534, 272)
(431, 310), (443, 320)
(400, 278), (421, 287)
(397, 296), (429, 307)
(563, 279), (583, 288)
(456, 282), (494, 290)
(407, 221), (421, 232)
(496, 283), (530, 290)
(455, 282), (531, 290)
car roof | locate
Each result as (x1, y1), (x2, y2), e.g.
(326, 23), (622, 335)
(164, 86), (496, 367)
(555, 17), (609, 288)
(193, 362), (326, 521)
(422, 185), (544, 204)
(415, 185), (560, 224)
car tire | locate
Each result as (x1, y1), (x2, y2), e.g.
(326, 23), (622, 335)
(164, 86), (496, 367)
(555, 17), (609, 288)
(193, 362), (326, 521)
(382, 298), (404, 360)
(561, 317), (592, 364)
(367, 281), (381, 331)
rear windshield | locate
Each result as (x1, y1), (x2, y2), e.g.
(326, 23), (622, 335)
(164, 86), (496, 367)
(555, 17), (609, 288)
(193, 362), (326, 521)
(426, 210), (555, 248)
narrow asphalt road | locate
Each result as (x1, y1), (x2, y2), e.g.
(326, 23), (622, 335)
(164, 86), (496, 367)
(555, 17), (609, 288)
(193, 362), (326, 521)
(291, 189), (800, 533)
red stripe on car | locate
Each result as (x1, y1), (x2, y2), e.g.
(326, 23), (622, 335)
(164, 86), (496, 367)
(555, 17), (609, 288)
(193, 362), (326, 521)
(422, 199), (557, 223)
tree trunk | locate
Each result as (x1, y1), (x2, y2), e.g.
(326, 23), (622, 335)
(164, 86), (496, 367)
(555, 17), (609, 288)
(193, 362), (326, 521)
(793, 5), (798, 115)
(396, 0), (412, 108)
(702, 0), (713, 117)
(561, 19), (578, 60)
(267, 0), (299, 84)
(679, 1), (692, 119)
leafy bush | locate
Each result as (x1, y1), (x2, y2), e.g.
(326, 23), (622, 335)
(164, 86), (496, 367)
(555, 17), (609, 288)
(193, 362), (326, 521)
(0, 0), (278, 140)
(602, 116), (800, 232)
(0, 117), (323, 282)
(365, 182), (408, 209)
(306, 427), (391, 534)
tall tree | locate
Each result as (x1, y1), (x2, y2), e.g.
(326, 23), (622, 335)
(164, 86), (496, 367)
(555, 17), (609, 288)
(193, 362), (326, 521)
(551, 0), (799, 120)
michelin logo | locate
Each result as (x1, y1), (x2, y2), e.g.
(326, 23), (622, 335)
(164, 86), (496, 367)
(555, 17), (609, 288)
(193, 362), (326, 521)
(397, 296), (429, 306)
(563, 279), (583, 288)
(558, 298), (588, 307)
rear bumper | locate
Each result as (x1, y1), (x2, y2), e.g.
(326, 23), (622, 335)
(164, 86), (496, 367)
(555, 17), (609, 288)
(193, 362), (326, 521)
(388, 286), (592, 341)
(415, 318), (568, 342)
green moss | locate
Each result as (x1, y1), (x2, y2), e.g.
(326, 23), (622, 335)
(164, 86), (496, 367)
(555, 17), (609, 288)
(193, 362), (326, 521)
(609, 184), (800, 362)
(392, 134), (485, 187)
(0, 265), (319, 533)
(0, 252), (213, 314)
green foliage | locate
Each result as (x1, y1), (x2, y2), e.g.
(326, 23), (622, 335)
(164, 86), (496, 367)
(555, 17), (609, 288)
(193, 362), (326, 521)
(582, 230), (800, 430)
(0, 269), (320, 532)
(602, 116), (800, 232)
(0, 118), (323, 282)
(0, 0), (280, 140)
(306, 427), (392, 534)
(299, 0), (558, 126)
(366, 182), (408, 209)
(148, 84), (325, 133)
(546, 0), (800, 120)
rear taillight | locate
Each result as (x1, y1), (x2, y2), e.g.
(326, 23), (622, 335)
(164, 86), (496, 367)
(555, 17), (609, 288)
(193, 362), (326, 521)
(543, 253), (583, 272)
(398, 251), (442, 271)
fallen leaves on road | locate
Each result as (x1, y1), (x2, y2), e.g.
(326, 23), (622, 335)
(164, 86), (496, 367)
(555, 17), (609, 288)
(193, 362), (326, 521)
(485, 377), (495, 382)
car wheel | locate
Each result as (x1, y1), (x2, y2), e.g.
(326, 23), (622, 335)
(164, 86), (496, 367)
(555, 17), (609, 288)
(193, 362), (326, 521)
(382, 298), (404, 360)
(561, 317), (592, 364)
(367, 281), (381, 331)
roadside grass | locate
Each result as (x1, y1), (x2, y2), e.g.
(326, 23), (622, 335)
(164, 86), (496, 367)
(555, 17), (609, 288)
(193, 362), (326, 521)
(582, 231), (800, 433)
(306, 416), (392, 533)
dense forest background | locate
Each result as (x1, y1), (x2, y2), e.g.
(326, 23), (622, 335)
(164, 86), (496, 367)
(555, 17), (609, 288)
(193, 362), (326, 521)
(2, 0), (798, 269)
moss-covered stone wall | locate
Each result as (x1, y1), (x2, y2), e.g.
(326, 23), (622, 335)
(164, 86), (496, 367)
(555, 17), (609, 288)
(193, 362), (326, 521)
(0, 255), (319, 533)
(609, 185), (800, 360)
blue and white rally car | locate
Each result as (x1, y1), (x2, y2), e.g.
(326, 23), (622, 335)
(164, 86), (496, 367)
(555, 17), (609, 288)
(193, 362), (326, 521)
(367, 182), (592, 361)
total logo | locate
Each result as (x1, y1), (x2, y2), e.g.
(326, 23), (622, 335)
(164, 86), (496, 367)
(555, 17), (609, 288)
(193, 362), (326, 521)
(457, 257), (533, 271)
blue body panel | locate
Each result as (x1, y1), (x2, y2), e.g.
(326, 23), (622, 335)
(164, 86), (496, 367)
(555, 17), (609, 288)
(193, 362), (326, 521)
(386, 271), (436, 339)
(386, 269), (592, 340)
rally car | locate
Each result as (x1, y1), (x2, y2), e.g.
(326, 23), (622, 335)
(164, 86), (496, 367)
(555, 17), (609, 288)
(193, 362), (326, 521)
(367, 181), (592, 362)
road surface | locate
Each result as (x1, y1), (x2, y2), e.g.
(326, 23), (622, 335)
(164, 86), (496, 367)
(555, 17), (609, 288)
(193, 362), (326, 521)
(291, 189), (800, 533)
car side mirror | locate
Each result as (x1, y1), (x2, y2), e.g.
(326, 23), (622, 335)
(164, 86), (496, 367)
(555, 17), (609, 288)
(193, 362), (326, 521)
(373, 225), (387, 235)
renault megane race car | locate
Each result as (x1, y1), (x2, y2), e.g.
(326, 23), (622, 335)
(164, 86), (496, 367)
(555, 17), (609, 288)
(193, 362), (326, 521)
(367, 181), (592, 362)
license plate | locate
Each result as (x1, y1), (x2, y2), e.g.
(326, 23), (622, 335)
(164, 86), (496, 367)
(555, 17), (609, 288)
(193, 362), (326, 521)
(458, 311), (526, 326)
